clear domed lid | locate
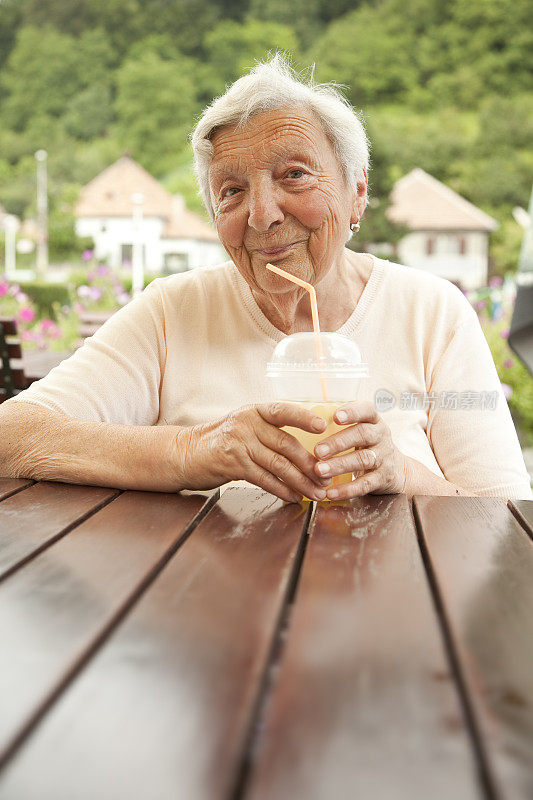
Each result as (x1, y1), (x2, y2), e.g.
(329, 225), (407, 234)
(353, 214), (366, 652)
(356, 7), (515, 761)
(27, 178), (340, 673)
(266, 332), (368, 376)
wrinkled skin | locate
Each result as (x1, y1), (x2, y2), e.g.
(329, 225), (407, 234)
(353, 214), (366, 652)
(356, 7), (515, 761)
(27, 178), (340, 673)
(177, 107), (406, 502)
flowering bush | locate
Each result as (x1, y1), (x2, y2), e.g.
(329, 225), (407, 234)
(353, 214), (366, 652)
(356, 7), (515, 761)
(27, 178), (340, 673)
(470, 280), (533, 445)
(0, 274), (75, 351)
(71, 264), (132, 312)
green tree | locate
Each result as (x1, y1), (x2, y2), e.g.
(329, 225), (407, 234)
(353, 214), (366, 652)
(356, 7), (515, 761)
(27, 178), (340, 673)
(0, 0), (23, 73)
(204, 20), (299, 95)
(246, 0), (320, 49)
(310, 4), (417, 106)
(0, 26), (114, 131)
(113, 49), (199, 175)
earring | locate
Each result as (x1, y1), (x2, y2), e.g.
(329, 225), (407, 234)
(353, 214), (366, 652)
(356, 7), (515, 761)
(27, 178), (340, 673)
(350, 221), (360, 232)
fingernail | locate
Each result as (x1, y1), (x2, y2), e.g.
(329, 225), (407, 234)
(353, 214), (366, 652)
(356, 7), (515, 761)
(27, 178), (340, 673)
(316, 462), (330, 475)
(336, 410), (348, 423)
(314, 489), (327, 500)
(327, 488), (339, 499)
(312, 417), (326, 432)
(315, 444), (328, 457)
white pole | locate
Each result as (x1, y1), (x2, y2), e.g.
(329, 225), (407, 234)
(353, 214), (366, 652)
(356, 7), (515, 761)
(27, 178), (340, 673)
(131, 192), (144, 297)
(35, 149), (48, 275)
(3, 215), (20, 279)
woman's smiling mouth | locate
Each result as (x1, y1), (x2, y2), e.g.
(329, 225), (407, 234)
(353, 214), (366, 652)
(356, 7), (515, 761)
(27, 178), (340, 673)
(255, 241), (304, 257)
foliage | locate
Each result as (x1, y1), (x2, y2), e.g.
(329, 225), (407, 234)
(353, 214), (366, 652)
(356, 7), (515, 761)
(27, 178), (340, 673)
(16, 281), (72, 320)
(0, 0), (531, 278)
(471, 285), (533, 444)
(204, 20), (299, 95)
(112, 48), (199, 175)
(0, 275), (74, 351)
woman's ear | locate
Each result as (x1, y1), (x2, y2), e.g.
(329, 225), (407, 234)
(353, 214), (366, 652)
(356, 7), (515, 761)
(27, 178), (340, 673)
(352, 169), (368, 223)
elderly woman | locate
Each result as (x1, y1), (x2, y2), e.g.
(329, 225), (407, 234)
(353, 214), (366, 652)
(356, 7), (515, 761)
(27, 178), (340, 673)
(1, 57), (531, 501)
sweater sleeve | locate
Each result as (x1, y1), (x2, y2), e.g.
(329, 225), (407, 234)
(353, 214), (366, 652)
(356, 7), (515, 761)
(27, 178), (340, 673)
(426, 305), (532, 499)
(7, 281), (167, 425)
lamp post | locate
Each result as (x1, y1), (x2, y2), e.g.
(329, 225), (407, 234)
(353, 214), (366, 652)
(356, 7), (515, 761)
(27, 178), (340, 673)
(131, 192), (144, 297)
(35, 149), (48, 275)
(3, 215), (20, 279)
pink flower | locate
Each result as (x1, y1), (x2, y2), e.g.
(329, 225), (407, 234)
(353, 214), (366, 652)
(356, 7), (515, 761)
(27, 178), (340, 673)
(503, 358), (514, 369)
(97, 264), (109, 277)
(40, 318), (54, 331)
(18, 306), (36, 323)
(82, 249), (94, 261)
(89, 286), (102, 301)
(500, 329), (510, 339)
(22, 330), (33, 341)
(502, 383), (513, 400)
(475, 300), (487, 310)
(0, 281), (9, 297)
(489, 277), (503, 287)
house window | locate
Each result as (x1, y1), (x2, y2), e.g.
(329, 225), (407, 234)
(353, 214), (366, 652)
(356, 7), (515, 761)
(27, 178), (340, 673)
(164, 252), (189, 273)
(426, 237), (434, 255)
(121, 244), (133, 265)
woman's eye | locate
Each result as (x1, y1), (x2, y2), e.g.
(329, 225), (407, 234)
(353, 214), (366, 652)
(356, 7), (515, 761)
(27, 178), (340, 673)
(223, 187), (240, 197)
(287, 169), (305, 179)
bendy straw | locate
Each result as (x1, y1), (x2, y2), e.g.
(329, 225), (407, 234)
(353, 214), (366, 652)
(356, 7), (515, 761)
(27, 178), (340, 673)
(266, 263), (328, 401)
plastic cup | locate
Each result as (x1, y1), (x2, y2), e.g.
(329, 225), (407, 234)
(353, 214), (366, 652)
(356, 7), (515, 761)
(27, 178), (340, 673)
(266, 332), (369, 498)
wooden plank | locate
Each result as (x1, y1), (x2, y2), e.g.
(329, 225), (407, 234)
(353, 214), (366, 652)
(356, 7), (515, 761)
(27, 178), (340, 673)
(0, 319), (17, 336)
(0, 487), (310, 800)
(4, 367), (27, 390)
(0, 478), (33, 502)
(6, 341), (22, 360)
(415, 496), (533, 800)
(245, 495), (481, 800)
(508, 500), (533, 539)
(0, 481), (119, 581)
(0, 487), (218, 771)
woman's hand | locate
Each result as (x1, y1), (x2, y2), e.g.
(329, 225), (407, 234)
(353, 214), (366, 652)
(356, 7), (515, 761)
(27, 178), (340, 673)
(173, 403), (331, 503)
(312, 401), (408, 499)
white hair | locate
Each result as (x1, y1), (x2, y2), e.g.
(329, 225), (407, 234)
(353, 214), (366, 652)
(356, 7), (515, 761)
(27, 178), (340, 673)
(191, 53), (370, 221)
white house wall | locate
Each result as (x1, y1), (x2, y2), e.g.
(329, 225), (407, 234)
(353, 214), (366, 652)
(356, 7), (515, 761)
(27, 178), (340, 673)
(76, 217), (226, 272)
(396, 231), (488, 290)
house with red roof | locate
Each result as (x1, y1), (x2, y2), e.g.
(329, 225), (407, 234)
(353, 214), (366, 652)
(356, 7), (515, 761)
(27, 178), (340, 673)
(74, 156), (225, 273)
(385, 168), (498, 290)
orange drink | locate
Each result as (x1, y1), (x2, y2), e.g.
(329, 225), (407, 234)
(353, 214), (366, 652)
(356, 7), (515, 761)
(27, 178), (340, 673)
(283, 400), (356, 495)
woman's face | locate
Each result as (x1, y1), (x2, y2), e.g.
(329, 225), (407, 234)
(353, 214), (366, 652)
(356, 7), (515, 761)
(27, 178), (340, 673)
(209, 107), (366, 295)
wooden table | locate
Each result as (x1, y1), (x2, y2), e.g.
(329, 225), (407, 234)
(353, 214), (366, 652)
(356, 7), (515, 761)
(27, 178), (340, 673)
(0, 480), (531, 800)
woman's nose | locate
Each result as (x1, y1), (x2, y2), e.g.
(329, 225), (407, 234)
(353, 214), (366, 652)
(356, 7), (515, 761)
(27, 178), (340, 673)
(247, 182), (284, 232)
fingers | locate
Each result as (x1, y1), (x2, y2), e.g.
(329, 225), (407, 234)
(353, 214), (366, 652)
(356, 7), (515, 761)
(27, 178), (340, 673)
(315, 447), (380, 481)
(326, 469), (384, 501)
(314, 422), (381, 459)
(257, 424), (324, 486)
(334, 401), (379, 425)
(251, 441), (327, 502)
(245, 463), (304, 504)
(257, 402), (327, 434)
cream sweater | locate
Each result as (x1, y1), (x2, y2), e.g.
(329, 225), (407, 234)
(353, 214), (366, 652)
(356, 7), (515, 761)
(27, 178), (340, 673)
(11, 257), (532, 498)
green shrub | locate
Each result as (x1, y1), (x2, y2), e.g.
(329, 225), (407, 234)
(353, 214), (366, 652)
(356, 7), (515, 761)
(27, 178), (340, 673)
(17, 281), (71, 319)
(480, 317), (533, 445)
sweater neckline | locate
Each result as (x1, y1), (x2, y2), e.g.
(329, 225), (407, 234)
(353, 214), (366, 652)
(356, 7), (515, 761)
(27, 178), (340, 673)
(230, 254), (386, 342)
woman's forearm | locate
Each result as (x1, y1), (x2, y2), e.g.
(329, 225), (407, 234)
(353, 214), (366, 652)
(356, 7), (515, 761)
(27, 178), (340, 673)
(402, 454), (478, 498)
(0, 401), (182, 492)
